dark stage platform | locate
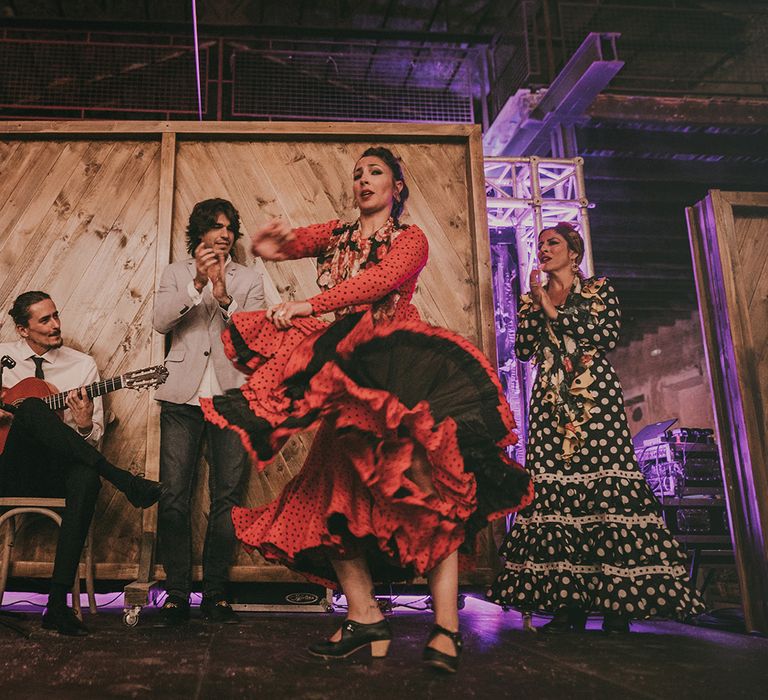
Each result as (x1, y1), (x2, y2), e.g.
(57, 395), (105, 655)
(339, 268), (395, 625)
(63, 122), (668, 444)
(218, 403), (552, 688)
(0, 594), (766, 699)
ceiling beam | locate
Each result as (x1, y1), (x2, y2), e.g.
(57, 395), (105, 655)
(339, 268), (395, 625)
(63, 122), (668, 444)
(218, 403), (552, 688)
(0, 16), (493, 44)
(577, 124), (768, 160)
(588, 94), (768, 127)
(581, 154), (767, 185)
(483, 33), (624, 155)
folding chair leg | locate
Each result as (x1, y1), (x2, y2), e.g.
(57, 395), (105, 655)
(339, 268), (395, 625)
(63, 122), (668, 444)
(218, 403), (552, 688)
(71, 576), (82, 620)
(85, 523), (97, 614)
(0, 516), (17, 606)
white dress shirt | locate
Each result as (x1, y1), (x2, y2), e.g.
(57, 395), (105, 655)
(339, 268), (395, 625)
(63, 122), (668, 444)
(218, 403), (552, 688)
(185, 256), (238, 406)
(0, 339), (104, 446)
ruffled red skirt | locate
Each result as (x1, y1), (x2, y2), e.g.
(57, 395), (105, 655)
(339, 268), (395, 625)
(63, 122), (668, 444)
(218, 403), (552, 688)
(201, 310), (532, 587)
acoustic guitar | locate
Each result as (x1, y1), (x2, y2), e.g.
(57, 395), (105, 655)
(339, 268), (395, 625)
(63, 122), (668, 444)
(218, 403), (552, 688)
(0, 365), (169, 453)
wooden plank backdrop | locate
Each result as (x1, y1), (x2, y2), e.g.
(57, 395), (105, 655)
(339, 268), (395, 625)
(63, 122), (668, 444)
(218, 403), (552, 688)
(686, 191), (768, 634)
(0, 121), (498, 590)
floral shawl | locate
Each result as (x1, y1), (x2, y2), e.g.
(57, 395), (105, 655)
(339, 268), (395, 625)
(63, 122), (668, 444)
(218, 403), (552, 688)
(520, 276), (608, 463)
(315, 217), (405, 321)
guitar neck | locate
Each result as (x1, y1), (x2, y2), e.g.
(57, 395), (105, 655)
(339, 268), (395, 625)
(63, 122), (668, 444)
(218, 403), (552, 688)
(44, 375), (125, 411)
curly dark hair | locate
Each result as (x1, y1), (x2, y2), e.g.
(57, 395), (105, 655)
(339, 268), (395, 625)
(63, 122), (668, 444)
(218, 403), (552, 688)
(185, 198), (242, 256)
(358, 147), (410, 222)
(8, 291), (51, 327)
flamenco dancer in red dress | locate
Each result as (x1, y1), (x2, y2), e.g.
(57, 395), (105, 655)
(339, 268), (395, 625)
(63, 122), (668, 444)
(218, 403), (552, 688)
(201, 147), (532, 672)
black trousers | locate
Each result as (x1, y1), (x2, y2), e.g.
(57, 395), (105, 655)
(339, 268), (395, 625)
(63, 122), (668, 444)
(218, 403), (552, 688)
(158, 401), (249, 599)
(0, 398), (102, 590)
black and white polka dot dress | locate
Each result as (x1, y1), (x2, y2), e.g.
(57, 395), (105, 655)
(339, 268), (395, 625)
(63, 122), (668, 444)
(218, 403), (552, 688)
(488, 276), (705, 619)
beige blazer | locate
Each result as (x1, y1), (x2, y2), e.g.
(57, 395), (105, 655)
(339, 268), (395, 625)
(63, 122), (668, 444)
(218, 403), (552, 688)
(152, 258), (265, 404)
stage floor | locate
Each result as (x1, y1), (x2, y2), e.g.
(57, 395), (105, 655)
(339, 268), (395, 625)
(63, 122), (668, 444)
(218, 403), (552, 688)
(0, 594), (766, 699)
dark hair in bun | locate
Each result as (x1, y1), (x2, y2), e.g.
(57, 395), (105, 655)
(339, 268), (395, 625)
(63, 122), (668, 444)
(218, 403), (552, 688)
(359, 147), (409, 222)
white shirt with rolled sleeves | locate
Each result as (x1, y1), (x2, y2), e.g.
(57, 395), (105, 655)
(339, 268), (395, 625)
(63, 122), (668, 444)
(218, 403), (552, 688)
(152, 256), (265, 405)
(0, 339), (104, 446)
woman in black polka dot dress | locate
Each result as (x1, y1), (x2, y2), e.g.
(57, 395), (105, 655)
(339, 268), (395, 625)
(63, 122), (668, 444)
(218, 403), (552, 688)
(488, 223), (704, 633)
(201, 147), (532, 670)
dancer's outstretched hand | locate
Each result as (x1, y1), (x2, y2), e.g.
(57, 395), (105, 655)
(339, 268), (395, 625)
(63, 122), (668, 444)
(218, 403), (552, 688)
(267, 300), (313, 329)
(251, 218), (294, 260)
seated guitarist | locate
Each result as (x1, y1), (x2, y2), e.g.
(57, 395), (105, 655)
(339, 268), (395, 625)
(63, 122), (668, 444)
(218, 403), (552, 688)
(0, 291), (164, 636)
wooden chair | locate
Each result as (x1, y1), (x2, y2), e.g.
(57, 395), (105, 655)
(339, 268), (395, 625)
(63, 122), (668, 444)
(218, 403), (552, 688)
(0, 497), (97, 618)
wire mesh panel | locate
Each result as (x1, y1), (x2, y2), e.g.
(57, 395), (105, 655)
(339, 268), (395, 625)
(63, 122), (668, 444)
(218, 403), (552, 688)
(488, 0), (538, 119)
(231, 41), (475, 123)
(0, 35), (208, 116)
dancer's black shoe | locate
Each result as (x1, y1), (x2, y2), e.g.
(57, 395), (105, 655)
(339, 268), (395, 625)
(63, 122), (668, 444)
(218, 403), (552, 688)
(423, 624), (463, 673)
(308, 618), (391, 659)
(540, 606), (587, 634)
(602, 612), (631, 634)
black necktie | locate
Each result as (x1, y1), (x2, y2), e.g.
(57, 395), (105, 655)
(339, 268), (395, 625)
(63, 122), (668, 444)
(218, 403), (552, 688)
(32, 356), (45, 379)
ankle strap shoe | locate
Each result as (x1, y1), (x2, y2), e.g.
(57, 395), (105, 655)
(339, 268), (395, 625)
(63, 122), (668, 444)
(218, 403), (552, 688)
(308, 618), (391, 659)
(423, 624), (463, 673)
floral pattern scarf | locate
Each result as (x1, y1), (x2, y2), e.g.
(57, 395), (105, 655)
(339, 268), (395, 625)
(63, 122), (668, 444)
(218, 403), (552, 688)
(520, 276), (607, 463)
(316, 217), (405, 321)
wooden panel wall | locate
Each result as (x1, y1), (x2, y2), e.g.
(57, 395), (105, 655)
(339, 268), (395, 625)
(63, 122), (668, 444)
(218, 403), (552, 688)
(0, 137), (161, 575)
(0, 122), (495, 587)
(686, 191), (768, 634)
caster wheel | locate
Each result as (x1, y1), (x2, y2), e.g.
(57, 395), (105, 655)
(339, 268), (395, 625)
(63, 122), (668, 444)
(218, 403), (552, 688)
(122, 606), (141, 627)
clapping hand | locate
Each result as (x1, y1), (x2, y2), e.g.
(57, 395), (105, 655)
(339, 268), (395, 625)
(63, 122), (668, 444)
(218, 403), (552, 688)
(529, 268), (548, 308)
(209, 252), (231, 306)
(530, 268), (558, 319)
(251, 219), (294, 261)
(194, 243), (219, 289)
(194, 244), (231, 306)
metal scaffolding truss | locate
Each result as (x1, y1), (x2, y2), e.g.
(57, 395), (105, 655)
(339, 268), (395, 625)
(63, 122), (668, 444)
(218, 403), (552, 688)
(485, 155), (593, 288)
(484, 156), (592, 454)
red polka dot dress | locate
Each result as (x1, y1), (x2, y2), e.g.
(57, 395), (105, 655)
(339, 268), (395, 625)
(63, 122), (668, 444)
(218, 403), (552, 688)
(201, 218), (533, 587)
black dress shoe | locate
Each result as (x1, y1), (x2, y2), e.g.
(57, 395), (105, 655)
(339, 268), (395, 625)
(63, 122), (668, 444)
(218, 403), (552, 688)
(308, 618), (391, 659)
(42, 606), (89, 636)
(423, 624), (463, 673)
(603, 612), (631, 634)
(200, 597), (240, 624)
(155, 596), (190, 627)
(125, 476), (166, 508)
(540, 606), (588, 634)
